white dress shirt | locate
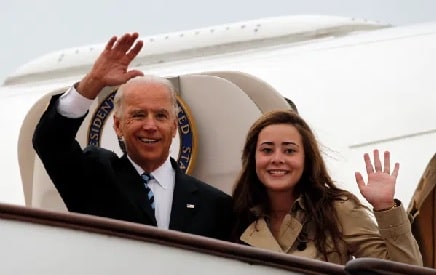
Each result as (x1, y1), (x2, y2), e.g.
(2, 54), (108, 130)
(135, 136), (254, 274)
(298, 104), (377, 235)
(128, 156), (175, 229)
(57, 85), (176, 229)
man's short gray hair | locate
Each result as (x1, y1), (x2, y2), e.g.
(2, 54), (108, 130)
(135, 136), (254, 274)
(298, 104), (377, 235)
(113, 75), (178, 117)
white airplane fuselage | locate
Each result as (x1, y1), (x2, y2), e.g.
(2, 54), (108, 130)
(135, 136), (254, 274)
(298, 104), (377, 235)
(1, 15), (435, 210)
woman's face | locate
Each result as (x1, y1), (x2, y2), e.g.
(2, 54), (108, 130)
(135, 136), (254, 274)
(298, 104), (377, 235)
(255, 123), (305, 194)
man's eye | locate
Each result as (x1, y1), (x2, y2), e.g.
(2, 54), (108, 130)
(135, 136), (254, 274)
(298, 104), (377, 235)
(132, 113), (144, 119)
(156, 113), (168, 119)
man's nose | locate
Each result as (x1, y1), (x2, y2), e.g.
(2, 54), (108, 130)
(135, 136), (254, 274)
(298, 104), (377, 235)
(142, 117), (158, 130)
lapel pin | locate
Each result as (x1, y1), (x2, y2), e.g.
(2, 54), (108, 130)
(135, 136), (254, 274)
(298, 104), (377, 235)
(186, 204), (195, 209)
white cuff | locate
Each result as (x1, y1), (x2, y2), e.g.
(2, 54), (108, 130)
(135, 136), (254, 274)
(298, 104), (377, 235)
(57, 85), (94, 118)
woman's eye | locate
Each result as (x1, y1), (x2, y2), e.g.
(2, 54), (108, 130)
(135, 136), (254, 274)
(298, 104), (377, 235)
(261, 148), (273, 153)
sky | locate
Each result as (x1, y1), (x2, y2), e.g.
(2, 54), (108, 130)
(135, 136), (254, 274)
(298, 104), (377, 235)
(1, 0), (436, 83)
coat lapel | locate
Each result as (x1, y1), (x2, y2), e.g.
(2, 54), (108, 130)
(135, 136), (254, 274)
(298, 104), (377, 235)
(169, 158), (198, 231)
(240, 219), (283, 252)
(240, 215), (303, 253)
(114, 155), (157, 225)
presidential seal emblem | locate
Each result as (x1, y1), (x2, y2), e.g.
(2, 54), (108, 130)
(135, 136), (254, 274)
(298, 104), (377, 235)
(87, 90), (197, 174)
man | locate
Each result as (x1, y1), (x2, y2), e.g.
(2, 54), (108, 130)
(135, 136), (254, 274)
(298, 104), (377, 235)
(32, 32), (233, 241)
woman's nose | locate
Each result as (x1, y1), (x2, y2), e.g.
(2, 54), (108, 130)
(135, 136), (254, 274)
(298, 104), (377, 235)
(271, 152), (284, 164)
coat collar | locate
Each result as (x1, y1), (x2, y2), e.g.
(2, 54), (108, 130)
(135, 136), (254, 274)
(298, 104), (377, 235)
(242, 196), (306, 253)
(240, 215), (303, 253)
(126, 154), (173, 189)
(248, 196), (306, 219)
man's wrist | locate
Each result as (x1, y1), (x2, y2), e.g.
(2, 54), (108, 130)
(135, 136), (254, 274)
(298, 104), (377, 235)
(76, 74), (105, 99)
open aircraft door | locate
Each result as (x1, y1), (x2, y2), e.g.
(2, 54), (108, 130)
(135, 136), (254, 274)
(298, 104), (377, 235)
(408, 154), (436, 268)
(18, 71), (291, 211)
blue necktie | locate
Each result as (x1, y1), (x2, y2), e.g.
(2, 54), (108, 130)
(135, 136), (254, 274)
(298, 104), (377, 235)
(141, 173), (155, 210)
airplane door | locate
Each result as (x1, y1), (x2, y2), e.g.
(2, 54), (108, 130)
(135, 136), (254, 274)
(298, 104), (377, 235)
(196, 71), (290, 112)
(21, 72), (291, 211)
(177, 73), (291, 194)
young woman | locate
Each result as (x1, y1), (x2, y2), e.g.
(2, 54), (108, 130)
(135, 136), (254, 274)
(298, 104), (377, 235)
(232, 110), (422, 265)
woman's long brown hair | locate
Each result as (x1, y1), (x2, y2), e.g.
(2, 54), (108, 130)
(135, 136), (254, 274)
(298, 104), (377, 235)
(232, 110), (362, 260)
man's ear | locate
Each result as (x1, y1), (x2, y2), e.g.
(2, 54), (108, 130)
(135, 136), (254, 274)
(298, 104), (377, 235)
(113, 115), (122, 138)
(172, 117), (178, 138)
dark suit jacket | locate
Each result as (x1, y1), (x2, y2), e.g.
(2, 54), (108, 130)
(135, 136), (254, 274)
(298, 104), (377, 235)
(32, 94), (233, 241)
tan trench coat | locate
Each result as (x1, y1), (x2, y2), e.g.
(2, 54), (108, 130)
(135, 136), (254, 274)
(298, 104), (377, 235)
(240, 197), (423, 266)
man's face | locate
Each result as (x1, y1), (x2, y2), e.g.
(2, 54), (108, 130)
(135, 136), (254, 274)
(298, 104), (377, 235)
(113, 82), (177, 172)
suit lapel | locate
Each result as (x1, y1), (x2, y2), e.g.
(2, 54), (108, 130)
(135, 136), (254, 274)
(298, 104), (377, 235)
(115, 155), (157, 225)
(169, 159), (198, 231)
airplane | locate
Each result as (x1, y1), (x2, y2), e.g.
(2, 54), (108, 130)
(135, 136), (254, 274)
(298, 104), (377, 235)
(0, 15), (435, 273)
